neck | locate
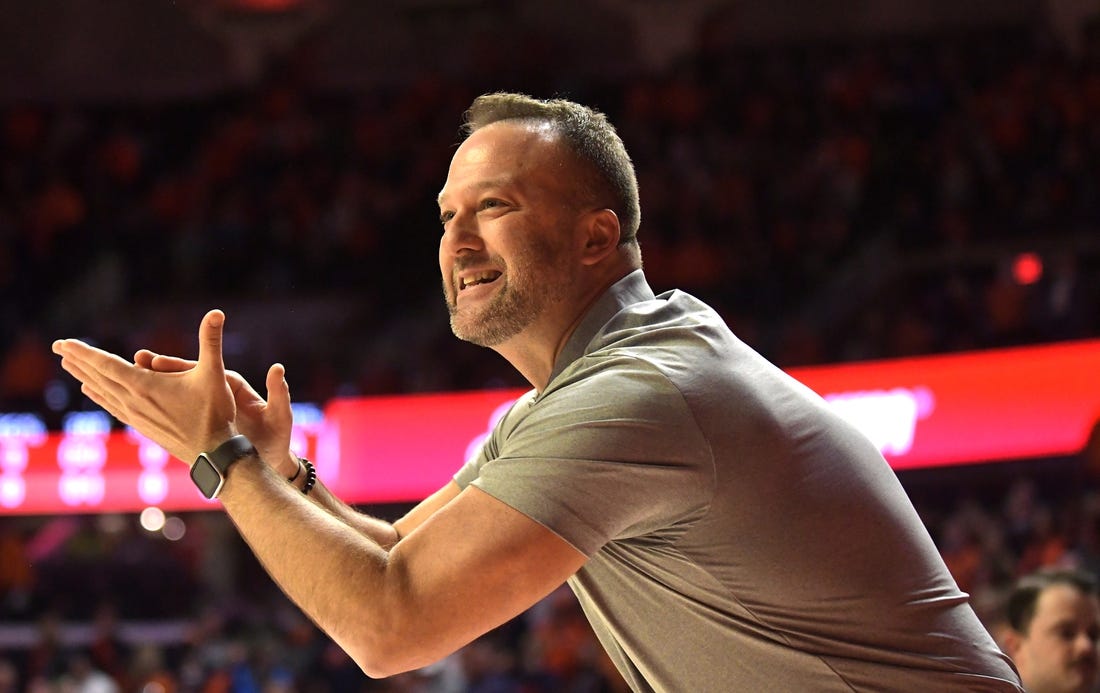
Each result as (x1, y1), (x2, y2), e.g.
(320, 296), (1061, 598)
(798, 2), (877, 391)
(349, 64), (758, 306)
(494, 265), (631, 392)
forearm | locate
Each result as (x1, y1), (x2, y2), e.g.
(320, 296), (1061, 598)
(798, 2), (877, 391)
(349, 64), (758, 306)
(271, 453), (400, 549)
(301, 478), (400, 549)
(219, 453), (408, 673)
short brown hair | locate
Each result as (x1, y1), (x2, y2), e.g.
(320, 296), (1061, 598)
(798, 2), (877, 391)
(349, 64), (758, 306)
(1007, 568), (1099, 633)
(463, 92), (641, 246)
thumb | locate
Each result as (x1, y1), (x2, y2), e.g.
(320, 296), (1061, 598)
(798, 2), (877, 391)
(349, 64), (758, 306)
(197, 309), (227, 376)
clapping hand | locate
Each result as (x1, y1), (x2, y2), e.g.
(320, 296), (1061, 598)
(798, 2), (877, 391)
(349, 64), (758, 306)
(53, 309), (239, 465)
(134, 339), (296, 476)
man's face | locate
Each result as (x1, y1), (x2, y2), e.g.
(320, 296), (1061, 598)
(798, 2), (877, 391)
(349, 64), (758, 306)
(437, 122), (584, 348)
(1011, 584), (1100, 693)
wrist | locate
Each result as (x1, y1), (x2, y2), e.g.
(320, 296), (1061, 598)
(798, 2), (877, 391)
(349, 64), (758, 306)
(285, 456), (316, 495)
(254, 447), (298, 479)
(196, 428), (239, 465)
(190, 435), (255, 500)
(288, 455), (304, 483)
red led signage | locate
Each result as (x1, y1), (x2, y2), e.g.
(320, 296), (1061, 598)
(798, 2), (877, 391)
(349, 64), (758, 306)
(2, 340), (1098, 515)
(788, 339), (1100, 470)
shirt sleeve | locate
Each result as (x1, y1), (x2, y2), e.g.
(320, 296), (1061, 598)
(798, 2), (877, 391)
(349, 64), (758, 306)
(464, 355), (715, 556)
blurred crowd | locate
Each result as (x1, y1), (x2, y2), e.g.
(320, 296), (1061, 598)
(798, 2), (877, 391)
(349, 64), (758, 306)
(0, 510), (630, 692)
(0, 434), (1098, 692)
(1, 15), (1098, 422)
(3, 7), (1100, 693)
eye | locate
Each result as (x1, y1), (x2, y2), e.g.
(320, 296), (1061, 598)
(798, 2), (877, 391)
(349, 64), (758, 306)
(439, 209), (455, 225)
(479, 198), (506, 212)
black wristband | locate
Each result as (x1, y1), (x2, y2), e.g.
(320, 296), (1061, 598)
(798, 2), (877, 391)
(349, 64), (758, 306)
(288, 457), (304, 483)
(298, 457), (317, 496)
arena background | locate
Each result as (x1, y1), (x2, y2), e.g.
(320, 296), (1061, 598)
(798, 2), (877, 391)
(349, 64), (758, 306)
(1, 1), (1099, 691)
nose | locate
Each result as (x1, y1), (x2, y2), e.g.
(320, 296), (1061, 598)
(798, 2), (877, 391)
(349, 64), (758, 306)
(439, 211), (483, 257)
(1075, 632), (1099, 659)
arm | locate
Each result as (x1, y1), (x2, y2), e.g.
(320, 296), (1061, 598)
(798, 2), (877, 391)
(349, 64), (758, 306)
(218, 458), (582, 676)
(54, 310), (582, 675)
(296, 477), (461, 549)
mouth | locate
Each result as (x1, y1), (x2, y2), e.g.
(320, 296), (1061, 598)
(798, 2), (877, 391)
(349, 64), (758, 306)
(1071, 661), (1098, 681)
(458, 270), (502, 292)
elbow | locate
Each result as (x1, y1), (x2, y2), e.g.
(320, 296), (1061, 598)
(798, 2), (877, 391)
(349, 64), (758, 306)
(340, 548), (450, 678)
(341, 594), (438, 679)
(355, 655), (399, 681)
(342, 631), (404, 679)
(347, 628), (434, 679)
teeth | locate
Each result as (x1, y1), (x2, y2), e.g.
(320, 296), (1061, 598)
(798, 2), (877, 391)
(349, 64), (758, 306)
(461, 271), (500, 290)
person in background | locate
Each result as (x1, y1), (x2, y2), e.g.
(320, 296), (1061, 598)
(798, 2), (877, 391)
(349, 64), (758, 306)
(1003, 568), (1100, 693)
(0, 659), (18, 693)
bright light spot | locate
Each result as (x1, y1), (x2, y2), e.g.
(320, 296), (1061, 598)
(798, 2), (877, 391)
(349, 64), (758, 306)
(1012, 252), (1043, 285)
(0, 413), (47, 440)
(138, 471), (168, 505)
(162, 516), (186, 541)
(57, 437), (107, 472)
(62, 411), (112, 436)
(1, 443), (28, 472)
(291, 402), (324, 426)
(138, 442), (169, 468)
(0, 475), (25, 508)
(139, 507), (166, 532)
(825, 387), (930, 456)
(59, 473), (105, 506)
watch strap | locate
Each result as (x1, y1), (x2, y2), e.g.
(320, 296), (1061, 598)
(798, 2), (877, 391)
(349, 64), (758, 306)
(191, 435), (255, 499)
(200, 434), (255, 474)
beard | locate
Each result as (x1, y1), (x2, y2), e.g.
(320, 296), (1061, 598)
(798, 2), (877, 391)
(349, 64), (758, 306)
(444, 237), (573, 348)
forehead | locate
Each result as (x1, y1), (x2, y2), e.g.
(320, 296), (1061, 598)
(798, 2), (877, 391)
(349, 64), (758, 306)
(1034, 584), (1100, 627)
(439, 121), (574, 202)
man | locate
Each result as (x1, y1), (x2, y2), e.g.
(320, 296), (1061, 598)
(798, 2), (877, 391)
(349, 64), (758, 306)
(53, 93), (1023, 691)
(1003, 569), (1100, 693)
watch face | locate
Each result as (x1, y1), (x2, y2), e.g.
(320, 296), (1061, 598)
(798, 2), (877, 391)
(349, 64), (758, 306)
(190, 456), (225, 499)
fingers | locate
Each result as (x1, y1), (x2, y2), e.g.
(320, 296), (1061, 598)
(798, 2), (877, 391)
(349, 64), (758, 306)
(261, 363), (295, 473)
(78, 382), (128, 426)
(265, 363), (292, 418)
(134, 349), (156, 369)
(197, 309), (227, 376)
(136, 348), (201, 376)
(265, 363), (294, 429)
(54, 340), (131, 421)
(54, 339), (137, 394)
(54, 324), (238, 464)
(153, 354), (197, 373)
(266, 365), (292, 423)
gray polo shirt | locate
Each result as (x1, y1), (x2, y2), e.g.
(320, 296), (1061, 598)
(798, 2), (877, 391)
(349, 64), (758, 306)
(455, 270), (1021, 692)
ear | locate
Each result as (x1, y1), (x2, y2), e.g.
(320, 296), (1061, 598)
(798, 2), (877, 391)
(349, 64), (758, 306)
(578, 208), (621, 266)
(1000, 628), (1023, 659)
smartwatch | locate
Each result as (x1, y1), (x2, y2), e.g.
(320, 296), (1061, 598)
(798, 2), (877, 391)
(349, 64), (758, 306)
(190, 435), (255, 499)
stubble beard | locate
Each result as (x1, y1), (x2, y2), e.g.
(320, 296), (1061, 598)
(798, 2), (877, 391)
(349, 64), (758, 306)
(445, 241), (572, 348)
(447, 276), (534, 347)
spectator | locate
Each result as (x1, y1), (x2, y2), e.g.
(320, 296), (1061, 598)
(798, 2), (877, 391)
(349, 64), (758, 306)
(1003, 568), (1100, 693)
(0, 659), (18, 693)
(58, 651), (119, 693)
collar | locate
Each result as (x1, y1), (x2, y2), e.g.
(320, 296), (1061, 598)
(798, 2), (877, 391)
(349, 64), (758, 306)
(543, 269), (655, 391)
